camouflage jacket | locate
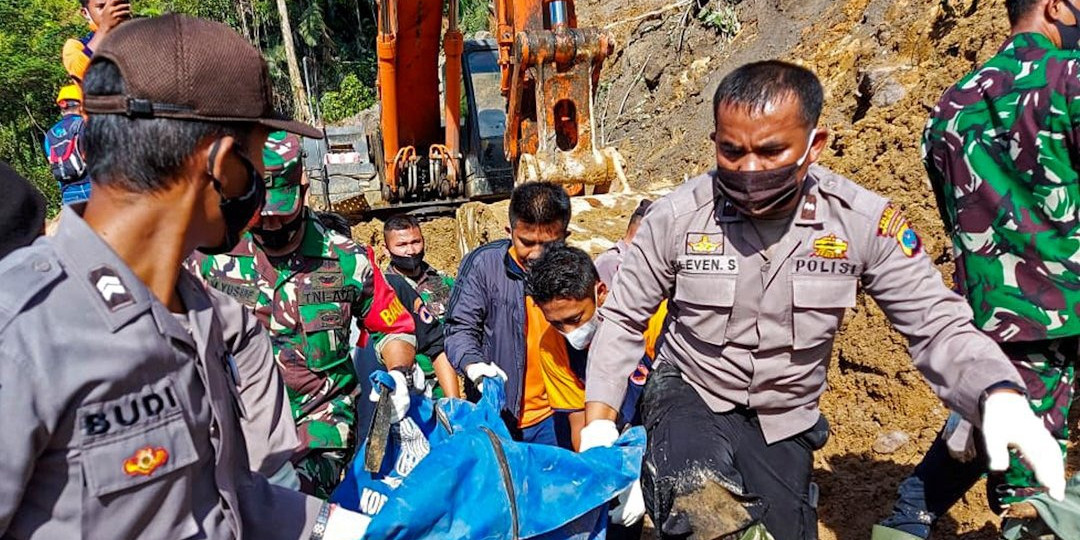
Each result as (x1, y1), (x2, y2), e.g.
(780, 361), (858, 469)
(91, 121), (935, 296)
(188, 215), (416, 451)
(923, 32), (1080, 342)
(385, 262), (455, 322)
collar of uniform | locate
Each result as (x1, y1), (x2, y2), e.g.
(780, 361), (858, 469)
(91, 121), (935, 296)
(52, 205), (153, 333)
(708, 171), (745, 224)
(613, 239), (628, 254)
(1002, 32), (1056, 56)
(504, 246), (527, 280)
(793, 170), (826, 227)
(226, 231), (258, 258)
(297, 216), (340, 260)
(173, 270), (218, 361)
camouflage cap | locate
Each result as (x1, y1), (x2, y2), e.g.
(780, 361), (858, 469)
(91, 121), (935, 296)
(262, 131), (304, 216)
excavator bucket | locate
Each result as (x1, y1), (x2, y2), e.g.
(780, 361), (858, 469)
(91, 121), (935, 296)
(506, 22), (629, 195)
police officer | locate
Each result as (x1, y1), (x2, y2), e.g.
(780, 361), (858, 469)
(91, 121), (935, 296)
(577, 60), (1066, 540)
(0, 15), (368, 539)
(188, 132), (418, 499)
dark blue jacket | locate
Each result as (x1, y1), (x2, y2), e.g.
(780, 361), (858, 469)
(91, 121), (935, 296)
(445, 239), (529, 418)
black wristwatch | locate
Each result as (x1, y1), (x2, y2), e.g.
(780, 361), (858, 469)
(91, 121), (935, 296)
(979, 380), (1027, 414)
(310, 501), (333, 540)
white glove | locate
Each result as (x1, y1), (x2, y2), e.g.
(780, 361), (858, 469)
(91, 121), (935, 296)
(368, 369), (411, 423)
(981, 391), (1065, 500)
(410, 362), (426, 392)
(579, 419), (619, 452)
(464, 362), (507, 391)
(323, 504), (371, 540)
(578, 420), (645, 526)
(611, 479), (646, 526)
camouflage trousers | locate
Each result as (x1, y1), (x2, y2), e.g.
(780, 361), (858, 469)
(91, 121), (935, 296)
(995, 337), (1079, 507)
(879, 337), (1079, 538)
(293, 396), (358, 500)
(295, 448), (352, 500)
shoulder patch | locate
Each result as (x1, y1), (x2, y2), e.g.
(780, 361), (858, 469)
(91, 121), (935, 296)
(877, 204), (922, 257)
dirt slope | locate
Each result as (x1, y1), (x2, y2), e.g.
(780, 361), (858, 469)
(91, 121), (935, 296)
(575, 0), (1023, 538)
(353, 1), (1056, 537)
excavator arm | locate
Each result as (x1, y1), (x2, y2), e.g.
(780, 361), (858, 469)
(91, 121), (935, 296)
(371, 0), (624, 211)
(376, 0), (464, 203)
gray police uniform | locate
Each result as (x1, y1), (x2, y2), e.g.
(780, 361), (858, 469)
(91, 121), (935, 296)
(585, 165), (1025, 538)
(0, 206), (320, 539)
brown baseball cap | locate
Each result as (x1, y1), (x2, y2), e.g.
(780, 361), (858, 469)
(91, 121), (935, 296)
(82, 14), (321, 139)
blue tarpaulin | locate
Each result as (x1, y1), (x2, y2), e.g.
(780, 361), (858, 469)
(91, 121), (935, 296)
(332, 374), (645, 539)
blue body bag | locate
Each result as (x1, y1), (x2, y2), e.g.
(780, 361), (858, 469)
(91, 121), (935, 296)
(331, 374), (645, 539)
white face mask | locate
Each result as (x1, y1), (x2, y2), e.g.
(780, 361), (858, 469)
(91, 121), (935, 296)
(560, 314), (599, 350)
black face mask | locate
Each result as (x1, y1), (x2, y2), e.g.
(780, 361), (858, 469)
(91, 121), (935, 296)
(1057, 2), (1080, 49)
(252, 209), (305, 251)
(714, 163), (804, 218)
(390, 251), (425, 274)
(713, 130), (815, 218)
(198, 141), (265, 255)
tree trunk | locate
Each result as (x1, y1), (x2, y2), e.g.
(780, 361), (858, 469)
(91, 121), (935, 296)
(275, 0), (312, 122)
(236, 0), (251, 43)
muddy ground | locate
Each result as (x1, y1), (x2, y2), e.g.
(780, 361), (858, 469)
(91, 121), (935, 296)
(351, 0), (1073, 537)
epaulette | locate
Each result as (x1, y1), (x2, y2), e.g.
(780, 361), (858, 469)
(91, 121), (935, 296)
(814, 169), (887, 220)
(0, 245), (65, 334)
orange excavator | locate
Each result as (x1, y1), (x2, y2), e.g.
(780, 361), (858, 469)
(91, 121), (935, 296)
(309, 0), (625, 217)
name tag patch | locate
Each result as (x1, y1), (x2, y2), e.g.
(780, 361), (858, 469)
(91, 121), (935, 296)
(677, 256), (739, 274)
(792, 258), (861, 276)
(207, 276), (261, 307)
(80, 382), (182, 438)
(301, 287), (359, 305)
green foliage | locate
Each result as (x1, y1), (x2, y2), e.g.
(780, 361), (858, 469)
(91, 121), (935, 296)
(0, 0), (84, 215)
(0, 0), (391, 214)
(297, 1), (326, 48)
(319, 72), (375, 124)
(698, 0), (740, 39)
(459, 0), (491, 35)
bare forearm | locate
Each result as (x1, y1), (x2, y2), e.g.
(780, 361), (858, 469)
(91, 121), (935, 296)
(585, 401), (618, 424)
(433, 353), (461, 398)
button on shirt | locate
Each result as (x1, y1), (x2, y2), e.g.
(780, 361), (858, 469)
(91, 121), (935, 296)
(0, 206), (320, 539)
(586, 165), (1025, 443)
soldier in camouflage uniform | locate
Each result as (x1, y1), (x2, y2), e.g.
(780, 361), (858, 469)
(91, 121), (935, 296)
(381, 214), (459, 397)
(876, 1), (1080, 538)
(188, 131), (417, 499)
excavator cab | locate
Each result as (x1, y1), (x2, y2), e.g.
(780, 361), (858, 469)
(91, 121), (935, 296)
(461, 38), (514, 200)
(306, 38), (516, 218)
